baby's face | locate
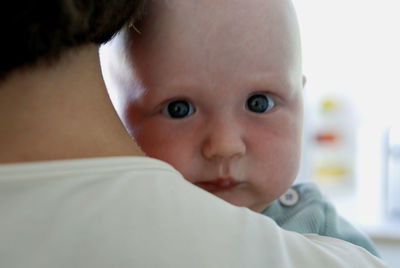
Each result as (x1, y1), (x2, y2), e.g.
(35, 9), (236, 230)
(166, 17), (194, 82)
(102, 0), (304, 212)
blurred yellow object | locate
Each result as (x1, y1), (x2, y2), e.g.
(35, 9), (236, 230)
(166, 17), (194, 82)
(322, 99), (335, 110)
(315, 165), (348, 178)
(308, 93), (356, 189)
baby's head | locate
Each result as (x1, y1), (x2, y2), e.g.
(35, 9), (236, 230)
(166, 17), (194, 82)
(101, 0), (304, 212)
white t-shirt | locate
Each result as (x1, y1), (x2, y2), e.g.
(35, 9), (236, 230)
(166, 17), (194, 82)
(0, 157), (388, 267)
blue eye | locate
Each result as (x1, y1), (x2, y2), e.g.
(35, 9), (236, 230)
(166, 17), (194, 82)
(162, 100), (195, 118)
(246, 94), (274, 113)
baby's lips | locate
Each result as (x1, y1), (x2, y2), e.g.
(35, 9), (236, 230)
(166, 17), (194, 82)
(195, 177), (241, 192)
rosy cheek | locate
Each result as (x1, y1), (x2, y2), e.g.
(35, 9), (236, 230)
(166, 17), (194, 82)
(138, 136), (166, 157)
(135, 124), (188, 165)
(132, 125), (165, 155)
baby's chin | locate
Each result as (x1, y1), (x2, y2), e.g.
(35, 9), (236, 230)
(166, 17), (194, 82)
(198, 184), (272, 213)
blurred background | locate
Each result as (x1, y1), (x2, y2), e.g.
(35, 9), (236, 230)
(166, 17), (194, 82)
(292, 0), (400, 266)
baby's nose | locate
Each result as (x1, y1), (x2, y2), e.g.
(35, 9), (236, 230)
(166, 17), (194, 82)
(202, 122), (246, 160)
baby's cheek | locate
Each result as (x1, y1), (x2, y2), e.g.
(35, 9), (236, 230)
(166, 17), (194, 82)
(131, 126), (164, 156)
(251, 133), (299, 184)
(138, 131), (192, 174)
(138, 135), (171, 159)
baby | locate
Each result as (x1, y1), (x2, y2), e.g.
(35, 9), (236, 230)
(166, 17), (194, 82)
(101, 0), (378, 256)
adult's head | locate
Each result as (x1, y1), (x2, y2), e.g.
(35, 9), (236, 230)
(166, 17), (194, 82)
(0, 0), (147, 163)
(0, 0), (146, 80)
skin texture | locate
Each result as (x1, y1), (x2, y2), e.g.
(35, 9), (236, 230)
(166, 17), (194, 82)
(0, 0), (148, 163)
(101, 0), (305, 212)
(0, 45), (144, 163)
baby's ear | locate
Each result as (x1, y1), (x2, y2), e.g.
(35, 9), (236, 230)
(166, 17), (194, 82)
(302, 75), (307, 88)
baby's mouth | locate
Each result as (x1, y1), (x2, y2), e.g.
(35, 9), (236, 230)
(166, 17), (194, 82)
(195, 177), (241, 193)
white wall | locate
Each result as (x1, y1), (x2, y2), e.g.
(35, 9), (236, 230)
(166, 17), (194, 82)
(292, 1), (400, 266)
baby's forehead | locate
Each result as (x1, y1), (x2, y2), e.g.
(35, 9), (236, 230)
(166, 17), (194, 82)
(133, 0), (301, 70)
(137, 0), (299, 45)
(127, 0), (302, 101)
(138, 71), (300, 106)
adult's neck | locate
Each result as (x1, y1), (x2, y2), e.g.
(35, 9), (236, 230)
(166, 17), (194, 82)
(0, 44), (143, 163)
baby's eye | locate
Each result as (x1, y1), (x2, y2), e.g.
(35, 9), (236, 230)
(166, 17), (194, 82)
(162, 100), (195, 119)
(246, 94), (275, 113)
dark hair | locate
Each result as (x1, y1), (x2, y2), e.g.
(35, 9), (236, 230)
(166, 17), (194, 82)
(0, 0), (147, 78)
